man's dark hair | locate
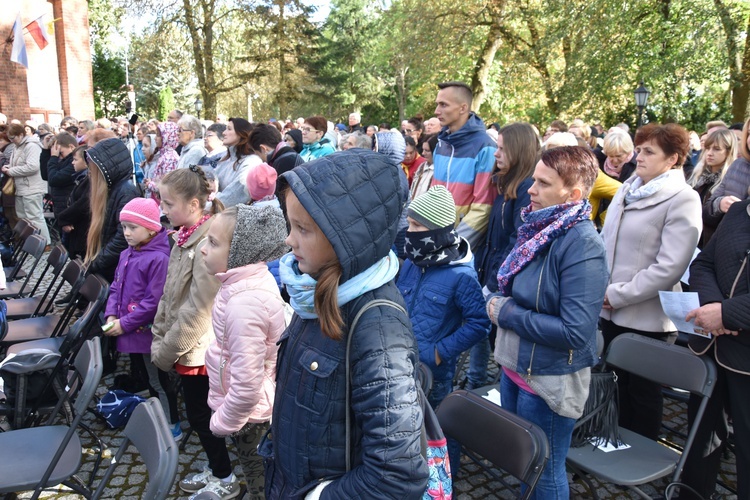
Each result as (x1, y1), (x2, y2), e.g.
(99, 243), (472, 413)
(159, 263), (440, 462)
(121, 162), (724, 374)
(379, 122), (390, 130)
(437, 81), (473, 105)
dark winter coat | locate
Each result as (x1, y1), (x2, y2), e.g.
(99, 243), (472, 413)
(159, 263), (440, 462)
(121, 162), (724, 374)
(56, 170), (90, 258)
(689, 199), (750, 373)
(46, 154), (76, 219)
(104, 229), (170, 353)
(261, 150), (428, 499)
(85, 138), (140, 283)
(268, 145), (304, 194)
(474, 177), (533, 291)
(397, 241), (490, 382)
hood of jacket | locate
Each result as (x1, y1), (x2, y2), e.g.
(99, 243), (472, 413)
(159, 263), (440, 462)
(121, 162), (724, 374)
(376, 131), (405, 165)
(281, 150), (406, 282)
(158, 122), (180, 151)
(86, 138), (134, 188)
(437, 112), (493, 150)
(136, 228), (171, 257)
(285, 129), (303, 153)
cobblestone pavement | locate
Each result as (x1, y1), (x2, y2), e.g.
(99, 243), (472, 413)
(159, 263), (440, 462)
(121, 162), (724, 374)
(3, 251), (739, 499)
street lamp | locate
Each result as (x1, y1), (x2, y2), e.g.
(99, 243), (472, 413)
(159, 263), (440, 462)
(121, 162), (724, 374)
(634, 81), (650, 129)
(194, 97), (203, 119)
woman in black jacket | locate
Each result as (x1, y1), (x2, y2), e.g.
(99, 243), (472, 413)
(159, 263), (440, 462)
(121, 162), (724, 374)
(682, 198), (750, 499)
(84, 138), (140, 283)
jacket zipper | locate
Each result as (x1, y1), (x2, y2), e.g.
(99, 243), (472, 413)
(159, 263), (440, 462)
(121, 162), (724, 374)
(408, 267), (426, 311)
(219, 358), (228, 395)
(527, 246), (552, 381)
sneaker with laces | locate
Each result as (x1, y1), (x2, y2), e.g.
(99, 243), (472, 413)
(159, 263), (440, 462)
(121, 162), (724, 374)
(179, 468), (216, 493)
(189, 474), (240, 500)
(171, 421), (183, 442)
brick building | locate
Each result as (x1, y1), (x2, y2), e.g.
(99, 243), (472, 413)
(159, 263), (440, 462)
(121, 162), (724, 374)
(0, 0), (94, 125)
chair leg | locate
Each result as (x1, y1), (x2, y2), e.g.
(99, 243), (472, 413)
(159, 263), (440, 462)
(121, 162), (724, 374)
(567, 462), (601, 500)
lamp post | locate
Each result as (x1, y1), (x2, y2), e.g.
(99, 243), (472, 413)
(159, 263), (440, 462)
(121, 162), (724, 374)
(634, 81), (650, 129)
(194, 97), (203, 119)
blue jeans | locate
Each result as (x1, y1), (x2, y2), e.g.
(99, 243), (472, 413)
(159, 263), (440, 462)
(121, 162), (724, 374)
(466, 337), (490, 389)
(428, 377), (462, 478)
(501, 373), (575, 500)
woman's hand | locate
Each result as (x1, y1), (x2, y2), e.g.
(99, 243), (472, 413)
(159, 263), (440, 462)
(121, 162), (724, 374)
(1, 166), (10, 175)
(602, 292), (614, 310)
(719, 195), (741, 213)
(486, 294), (509, 325)
(62, 225), (73, 233)
(686, 303), (736, 335)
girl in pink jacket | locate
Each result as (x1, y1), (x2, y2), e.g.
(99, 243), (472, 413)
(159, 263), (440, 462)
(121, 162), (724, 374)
(201, 203), (289, 498)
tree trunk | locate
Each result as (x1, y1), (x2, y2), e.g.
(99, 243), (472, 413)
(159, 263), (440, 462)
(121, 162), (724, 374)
(733, 14), (750, 122)
(396, 65), (407, 122)
(471, 21), (503, 113)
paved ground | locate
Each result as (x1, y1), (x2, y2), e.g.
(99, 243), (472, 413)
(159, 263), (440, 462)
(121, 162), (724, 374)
(2, 250), (739, 499)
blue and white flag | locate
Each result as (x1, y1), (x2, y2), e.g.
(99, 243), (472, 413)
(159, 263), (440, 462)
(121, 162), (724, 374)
(10, 13), (29, 68)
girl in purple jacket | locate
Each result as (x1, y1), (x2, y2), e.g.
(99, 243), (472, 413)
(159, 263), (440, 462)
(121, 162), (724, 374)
(103, 198), (179, 438)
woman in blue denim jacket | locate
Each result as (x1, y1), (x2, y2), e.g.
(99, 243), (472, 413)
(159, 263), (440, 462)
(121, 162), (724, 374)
(487, 147), (608, 499)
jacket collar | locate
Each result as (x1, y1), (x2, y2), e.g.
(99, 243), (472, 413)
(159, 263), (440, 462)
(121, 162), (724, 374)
(215, 262), (267, 285)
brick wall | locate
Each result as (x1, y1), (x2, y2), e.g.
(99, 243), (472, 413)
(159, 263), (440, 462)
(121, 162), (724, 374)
(0, 0), (94, 123)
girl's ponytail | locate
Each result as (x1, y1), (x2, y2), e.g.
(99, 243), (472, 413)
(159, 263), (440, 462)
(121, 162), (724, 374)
(161, 165), (222, 215)
(314, 261), (344, 340)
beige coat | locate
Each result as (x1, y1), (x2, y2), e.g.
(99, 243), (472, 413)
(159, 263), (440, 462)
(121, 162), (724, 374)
(600, 169), (702, 332)
(151, 218), (221, 371)
(8, 136), (46, 196)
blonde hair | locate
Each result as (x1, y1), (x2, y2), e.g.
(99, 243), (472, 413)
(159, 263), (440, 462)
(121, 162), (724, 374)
(688, 128), (738, 194)
(160, 166), (223, 215)
(85, 164), (110, 265)
(603, 130), (634, 157)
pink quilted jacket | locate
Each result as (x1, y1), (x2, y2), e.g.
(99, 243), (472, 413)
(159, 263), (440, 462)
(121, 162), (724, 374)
(205, 263), (286, 436)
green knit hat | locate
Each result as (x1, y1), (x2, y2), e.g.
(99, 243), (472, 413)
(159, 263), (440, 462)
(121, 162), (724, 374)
(407, 185), (456, 230)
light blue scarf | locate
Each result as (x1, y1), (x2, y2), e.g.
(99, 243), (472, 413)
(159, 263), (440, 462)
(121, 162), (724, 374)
(279, 250), (400, 319)
(624, 171), (671, 205)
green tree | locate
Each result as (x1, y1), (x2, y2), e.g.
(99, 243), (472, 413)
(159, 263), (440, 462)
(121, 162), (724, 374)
(92, 45), (127, 118)
(158, 87), (175, 121)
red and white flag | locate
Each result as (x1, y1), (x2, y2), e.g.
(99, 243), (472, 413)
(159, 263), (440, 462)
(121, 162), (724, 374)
(25, 15), (51, 50)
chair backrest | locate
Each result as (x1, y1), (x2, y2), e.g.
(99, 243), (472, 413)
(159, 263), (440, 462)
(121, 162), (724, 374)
(437, 390), (549, 499)
(604, 333), (716, 398)
(7, 233), (45, 281)
(26, 244), (68, 297)
(91, 398), (178, 500)
(11, 219), (30, 241)
(53, 274), (109, 345)
(33, 338), (102, 496)
(61, 259), (86, 289)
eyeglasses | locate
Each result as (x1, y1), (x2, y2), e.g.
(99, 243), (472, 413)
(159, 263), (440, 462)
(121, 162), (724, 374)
(205, 133), (216, 139)
(300, 126), (318, 133)
(404, 129), (416, 134)
(179, 128), (193, 134)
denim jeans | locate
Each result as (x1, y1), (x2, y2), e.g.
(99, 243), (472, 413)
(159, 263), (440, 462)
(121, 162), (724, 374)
(466, 337), (491, 389)
(428, 377), (462, 479)
(500, 373), (575, 499)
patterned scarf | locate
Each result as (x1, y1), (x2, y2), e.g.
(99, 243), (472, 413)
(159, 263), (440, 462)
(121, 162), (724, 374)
(279, 251), (399, 319)
(404, 226), (462, 267)
(496, 200), (592, 296)
(176, 213), (211, 247)
(603, 151), (635, 179)
(154, 122), (180, 181)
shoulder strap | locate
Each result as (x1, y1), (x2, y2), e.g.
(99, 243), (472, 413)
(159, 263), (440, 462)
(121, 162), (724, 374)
(345, 299), (406, 472)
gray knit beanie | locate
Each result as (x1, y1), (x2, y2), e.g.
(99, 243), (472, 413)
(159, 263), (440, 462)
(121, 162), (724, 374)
(227, 204), (289, 270)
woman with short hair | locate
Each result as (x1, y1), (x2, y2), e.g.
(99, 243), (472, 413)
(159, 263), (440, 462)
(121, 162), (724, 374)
(299, 115), (335, 162)
(600, 123), (702, 440)
(602, 130), (637, 181)
(487, 146), (608, 499)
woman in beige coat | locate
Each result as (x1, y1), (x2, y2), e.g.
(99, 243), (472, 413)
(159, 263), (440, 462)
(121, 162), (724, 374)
(600, 123), (702, 440)
(2, 124), (50, 244)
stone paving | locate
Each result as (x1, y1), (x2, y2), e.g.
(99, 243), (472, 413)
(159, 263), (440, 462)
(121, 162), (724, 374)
(2, 250), (739, 499)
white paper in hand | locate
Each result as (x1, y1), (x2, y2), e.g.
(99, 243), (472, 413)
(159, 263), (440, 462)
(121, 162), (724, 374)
(658, 291), (710, 337)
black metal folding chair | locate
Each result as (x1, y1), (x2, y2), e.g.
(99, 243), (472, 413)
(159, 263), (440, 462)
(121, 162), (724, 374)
(5, 257), (83, 321)
(0, 234), (46, 298)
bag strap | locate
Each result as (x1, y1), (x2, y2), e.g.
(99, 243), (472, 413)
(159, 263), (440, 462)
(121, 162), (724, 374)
(345, 299), (407, 472)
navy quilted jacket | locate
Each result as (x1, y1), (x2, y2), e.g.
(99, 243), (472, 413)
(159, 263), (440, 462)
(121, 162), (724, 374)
(262, 150), (429, 499)
(397, 242), (490, 382)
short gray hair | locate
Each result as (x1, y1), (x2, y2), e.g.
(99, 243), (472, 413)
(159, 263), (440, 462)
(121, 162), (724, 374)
(348, 132), (372, 149)
(178, 114), (203, 138)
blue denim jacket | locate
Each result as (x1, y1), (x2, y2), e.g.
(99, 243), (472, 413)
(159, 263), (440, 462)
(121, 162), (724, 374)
(492, 220), (608, 376)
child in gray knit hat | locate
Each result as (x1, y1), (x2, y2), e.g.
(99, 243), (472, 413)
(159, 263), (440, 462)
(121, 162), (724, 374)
(199, 203), (289, 499)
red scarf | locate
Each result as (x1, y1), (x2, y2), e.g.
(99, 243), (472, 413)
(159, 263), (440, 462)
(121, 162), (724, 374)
(176, 214), (211, 247)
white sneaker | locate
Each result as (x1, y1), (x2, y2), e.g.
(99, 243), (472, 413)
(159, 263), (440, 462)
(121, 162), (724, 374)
(189, 474), (241, 500)
(179, 468), (215, 493)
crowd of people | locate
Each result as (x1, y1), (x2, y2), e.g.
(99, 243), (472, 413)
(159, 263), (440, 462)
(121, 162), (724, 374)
(0, 78), (747, 500)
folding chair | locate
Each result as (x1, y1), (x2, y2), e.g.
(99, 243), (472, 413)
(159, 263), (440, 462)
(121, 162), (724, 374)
(0, 337), (102, 500)
(90, 398), (179, 500)
(436, 389), (549, 499)
(0, 243), (67, 304)
(0, 273), (109, 350)
(0, 234), (46, 298)
(5, 257), (83, 321)
(3, 219), (36, 281)
(566, 333), (717, 500)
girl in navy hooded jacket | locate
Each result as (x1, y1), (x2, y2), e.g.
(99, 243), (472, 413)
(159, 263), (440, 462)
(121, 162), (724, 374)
(260, 150), (428, 499)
